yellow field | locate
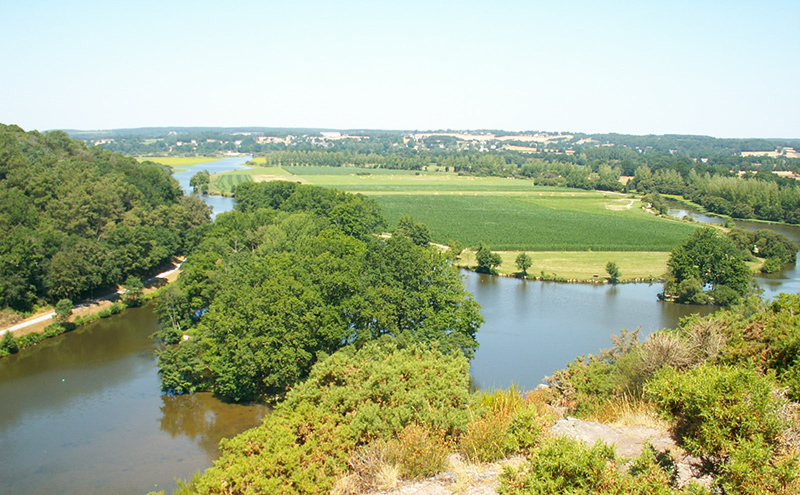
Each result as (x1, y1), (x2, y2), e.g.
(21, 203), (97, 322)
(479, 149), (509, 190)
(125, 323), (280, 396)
(137, 156), (220, 168)
(457, 250), (670, 281)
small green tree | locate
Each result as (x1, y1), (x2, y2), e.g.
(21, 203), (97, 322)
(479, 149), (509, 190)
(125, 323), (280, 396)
(54, 298), (72, 324)
(475, 243), (502, 274)
(448, 239), (464, 258)
(122, 275), (144, 307)
(516, 252), (532, 278)
(605, 261), (620, 283)
(189, 170), (210, 194)
(393, 215), (430, 246)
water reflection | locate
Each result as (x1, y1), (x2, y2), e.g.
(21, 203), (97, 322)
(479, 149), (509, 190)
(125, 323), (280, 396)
(467, 272), (715, 392)
(159, 393), (269, 457)
(0, 304), (266, 495)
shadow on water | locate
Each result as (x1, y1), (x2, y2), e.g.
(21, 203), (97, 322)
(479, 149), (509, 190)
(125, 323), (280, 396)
(0, 304), (267, 495)
(159, 393), (269, 457)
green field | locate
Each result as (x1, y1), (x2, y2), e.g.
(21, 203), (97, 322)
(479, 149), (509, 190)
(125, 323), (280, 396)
(211, 165), (697, 252)
(376, 193), (696, 251)
(137, 156), (220, 168)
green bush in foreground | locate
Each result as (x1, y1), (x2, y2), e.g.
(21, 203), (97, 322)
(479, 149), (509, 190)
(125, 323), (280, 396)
(188, 341), (472, 495)
(648, 364), (785, 464)
(647, 364), (799, 493)
(499, 437), (690, 495)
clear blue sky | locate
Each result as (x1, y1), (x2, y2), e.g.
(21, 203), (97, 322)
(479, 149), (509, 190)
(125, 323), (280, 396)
(2, 0), (798, 138)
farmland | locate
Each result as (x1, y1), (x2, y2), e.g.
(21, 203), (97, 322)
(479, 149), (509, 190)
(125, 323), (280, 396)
(137, 156), (220, 168)
(209, 165), (698, 260)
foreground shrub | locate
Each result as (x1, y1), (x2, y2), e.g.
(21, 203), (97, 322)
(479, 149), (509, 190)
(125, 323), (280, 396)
(391, 424), (448, 479)
(461, 387), (552, 461)
(189, 341), (471, 495)
(460, 411), (514, 462)
(647, 364), (786, 466)
(716, 437), (800, 495)
(499, 437), (680, 495)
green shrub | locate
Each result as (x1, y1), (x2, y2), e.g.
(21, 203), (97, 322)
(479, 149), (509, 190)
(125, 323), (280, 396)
(42, 323), (64, 338)
(1, 330), (19, 355)
(716, 437), (800, 495)
(647, 364), (786, 470)
(188, 342), (472, 495)
(499, 437), (677, 495)
(761, 257), (783, 274)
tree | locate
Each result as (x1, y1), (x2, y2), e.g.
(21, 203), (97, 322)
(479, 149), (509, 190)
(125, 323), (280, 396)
(662, 227), (752, 305)
(122, 275), (144, 307)
(475, 243), (502, 274)
(189, 170), (210, 194)
(605, 261), (620, 283)
(54, 298), (72, 324)
(515, 252), (532, 278)
(393, 215), (430, 246)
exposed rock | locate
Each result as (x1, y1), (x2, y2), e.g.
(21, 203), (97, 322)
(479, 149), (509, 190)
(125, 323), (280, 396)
(549, 416), (676, 457)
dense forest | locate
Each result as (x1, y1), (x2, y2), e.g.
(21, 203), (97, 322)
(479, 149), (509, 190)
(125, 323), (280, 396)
(155, 181), (482, 402)
(0, 124), (211, 311)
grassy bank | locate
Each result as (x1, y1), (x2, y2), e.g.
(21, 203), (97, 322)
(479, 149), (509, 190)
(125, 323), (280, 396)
(457, 250), (670, 281)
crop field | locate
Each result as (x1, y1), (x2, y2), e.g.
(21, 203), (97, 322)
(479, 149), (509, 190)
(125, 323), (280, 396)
(213, 165), (553, 193)
(375, 193), (697, 251)
(137, 156), (220, 168)
(283, 165), (422, 176)
(211, 165), (697, 252)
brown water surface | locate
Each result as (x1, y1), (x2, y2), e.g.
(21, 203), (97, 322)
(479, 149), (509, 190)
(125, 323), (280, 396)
(0, 303), (267, 495)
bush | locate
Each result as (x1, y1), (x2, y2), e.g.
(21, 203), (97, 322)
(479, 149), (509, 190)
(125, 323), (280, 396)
(188, 342), (472, 495)
(391, 424), (448, 479)
(647, 364), (786, 471)
(716, 437), (800, 495)
(0, 331), (19, 355)
(761, 257), (783, 274)
(460, 412), (513, 462)
(499, 437), (677, 495)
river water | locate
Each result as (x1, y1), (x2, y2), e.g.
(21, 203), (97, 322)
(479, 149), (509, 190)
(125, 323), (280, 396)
(666, 201), (800, 299)
(1, 167), (798, 494)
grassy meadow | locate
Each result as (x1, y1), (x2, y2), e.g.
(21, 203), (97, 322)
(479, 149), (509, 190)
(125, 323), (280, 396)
(210, 164), (699, 276)
(458, 250), (671, 281)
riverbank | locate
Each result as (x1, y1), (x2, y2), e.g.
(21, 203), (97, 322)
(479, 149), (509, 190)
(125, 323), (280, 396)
(0, 260), (182, 349)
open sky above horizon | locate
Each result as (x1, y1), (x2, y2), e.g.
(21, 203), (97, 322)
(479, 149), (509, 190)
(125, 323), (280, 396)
(2, 0), (798, 139)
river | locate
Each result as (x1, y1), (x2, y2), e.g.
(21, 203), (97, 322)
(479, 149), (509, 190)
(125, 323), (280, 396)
(666, 200), (800, 299)
(1, 168), (798, 494)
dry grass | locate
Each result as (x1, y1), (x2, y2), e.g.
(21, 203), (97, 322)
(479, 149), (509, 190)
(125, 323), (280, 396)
(585, 395), (669, 430)
(332, 442), (400, 495)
